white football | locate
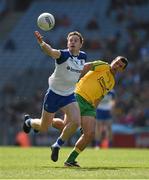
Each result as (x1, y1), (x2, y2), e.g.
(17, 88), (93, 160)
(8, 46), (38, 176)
(37, 13), (55, 31)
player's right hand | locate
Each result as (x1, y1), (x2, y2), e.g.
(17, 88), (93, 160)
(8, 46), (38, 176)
(34, 31), (43, 44)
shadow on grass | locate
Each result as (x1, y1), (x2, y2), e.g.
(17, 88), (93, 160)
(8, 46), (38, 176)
(42, 166), (149, 171)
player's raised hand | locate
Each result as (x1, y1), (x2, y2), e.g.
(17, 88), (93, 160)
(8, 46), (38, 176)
(34, 31), (43, 44)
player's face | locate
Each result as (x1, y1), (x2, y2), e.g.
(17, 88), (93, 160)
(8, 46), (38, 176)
(111, 57), (126, 73)
(67, 35), (82, 53)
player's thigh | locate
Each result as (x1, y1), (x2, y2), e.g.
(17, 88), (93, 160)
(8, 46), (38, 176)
(105, 120), (112, 131)
(103, 119), (112, 128)
(62, 102), (81, 123)
(41, 109), (55, 127)
(96, 120), (104, 127)
(95, 120), (101, 133)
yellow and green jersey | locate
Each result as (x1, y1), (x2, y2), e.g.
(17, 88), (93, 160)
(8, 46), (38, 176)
(75, 60), (115, 107)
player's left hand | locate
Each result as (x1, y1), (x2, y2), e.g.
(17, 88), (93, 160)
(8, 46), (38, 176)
(34, 31), (43, 44)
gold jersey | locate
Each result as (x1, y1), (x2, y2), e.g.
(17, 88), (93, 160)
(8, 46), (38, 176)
(75, 60), (115, 107)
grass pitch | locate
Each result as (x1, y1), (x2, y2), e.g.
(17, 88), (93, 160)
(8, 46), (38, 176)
(0, 147), (149, 179)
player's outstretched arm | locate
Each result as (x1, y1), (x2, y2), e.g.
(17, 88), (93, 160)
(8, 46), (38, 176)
(79, 62), (93, 79)
(34, 31), (61, 59)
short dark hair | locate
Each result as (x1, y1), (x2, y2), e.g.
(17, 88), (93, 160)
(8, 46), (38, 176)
(67, 31), (84, 44)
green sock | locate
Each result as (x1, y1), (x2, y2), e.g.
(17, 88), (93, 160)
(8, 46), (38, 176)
(66, 150), (79, 162)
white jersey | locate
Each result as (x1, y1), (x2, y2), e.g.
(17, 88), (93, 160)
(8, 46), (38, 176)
(48, 49), (86, 96)
(97, 90), (115, 111)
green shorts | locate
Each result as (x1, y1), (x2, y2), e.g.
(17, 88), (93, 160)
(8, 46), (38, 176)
(75, 93), (96, 117)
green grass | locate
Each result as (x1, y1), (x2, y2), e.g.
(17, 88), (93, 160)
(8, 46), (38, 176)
(0, 147), (149, 179)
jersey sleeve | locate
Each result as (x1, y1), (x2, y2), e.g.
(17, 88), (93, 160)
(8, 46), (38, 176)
(56, 50), (69, 64)
(79, 51), (87, 62)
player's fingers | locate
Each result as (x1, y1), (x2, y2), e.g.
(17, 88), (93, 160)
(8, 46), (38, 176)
(34, 31), (40, 37)
(34, 31), (43, 43)
(34, 31), (42, 39)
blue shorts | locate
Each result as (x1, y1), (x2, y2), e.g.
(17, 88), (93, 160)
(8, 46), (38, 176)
(43, 89), (76, 113)
(96, 109), (112, 121)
